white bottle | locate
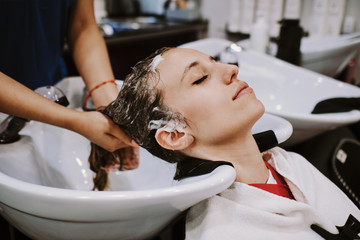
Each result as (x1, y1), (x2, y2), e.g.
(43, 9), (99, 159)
(325, 0), (346, 36)
(250, 14), (269, 53)
(310, 0), (328, 38)
(342, 16), (355, 34)
(240, 0), (256, 34)
(269, 0), (284, 38)
(227, 0), (242, 33)
(284, 0), (301, 19)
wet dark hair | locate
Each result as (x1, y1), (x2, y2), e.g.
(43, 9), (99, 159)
(89, 47), (233, 191)
(89, 47), (184, 190)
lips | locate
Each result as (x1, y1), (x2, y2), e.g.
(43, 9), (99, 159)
(232, 82), (252, 100)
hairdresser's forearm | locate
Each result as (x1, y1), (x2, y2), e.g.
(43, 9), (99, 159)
(0, 72), (79, 128)
(0, 72), (134, 151)
(68, 0), (118, 108)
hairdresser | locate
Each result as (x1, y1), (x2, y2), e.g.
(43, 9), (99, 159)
(0, 0), (138, 158)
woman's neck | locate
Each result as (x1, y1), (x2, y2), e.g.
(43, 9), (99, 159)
(187, 132), (269, 184)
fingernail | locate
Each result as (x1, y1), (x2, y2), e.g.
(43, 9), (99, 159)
(131, 140), (139, 147)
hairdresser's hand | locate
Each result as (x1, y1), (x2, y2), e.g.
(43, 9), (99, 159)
(75, 111), (138, 152)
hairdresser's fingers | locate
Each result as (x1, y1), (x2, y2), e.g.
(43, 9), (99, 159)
(118, 146), (139, 170)
(77, 111), (135, 152)
(125, 146), (139, 169)
(101, 135), (131, 152)
(107, 120), (138, 148)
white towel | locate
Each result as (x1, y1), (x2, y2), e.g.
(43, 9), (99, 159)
(186, 147), (360, 240)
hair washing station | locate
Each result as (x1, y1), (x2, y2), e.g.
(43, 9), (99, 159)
(0, 76), (292, 240)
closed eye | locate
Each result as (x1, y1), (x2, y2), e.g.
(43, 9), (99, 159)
(193, 75), (208, 85)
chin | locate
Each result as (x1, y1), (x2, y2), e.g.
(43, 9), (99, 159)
(246, 100), (265, 129)
(258, 101), (266, 116)
(253, 99), (265, 119)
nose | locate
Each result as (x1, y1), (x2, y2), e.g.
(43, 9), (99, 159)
(221, 64), (239, 85)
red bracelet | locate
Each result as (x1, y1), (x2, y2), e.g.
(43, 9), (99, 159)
(83, 80), (117, 110)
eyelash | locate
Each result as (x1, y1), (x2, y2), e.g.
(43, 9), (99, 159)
(193, 75), (208, 85)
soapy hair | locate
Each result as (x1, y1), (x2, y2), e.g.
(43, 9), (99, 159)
(88, 47), (187, 190)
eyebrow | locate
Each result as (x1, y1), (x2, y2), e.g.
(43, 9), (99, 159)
(181, 56), (214, 82)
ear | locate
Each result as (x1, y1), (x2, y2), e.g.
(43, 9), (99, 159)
(155, 127), (194, 151)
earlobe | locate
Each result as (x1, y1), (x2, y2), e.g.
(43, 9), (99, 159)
(155, 128), (194, 151)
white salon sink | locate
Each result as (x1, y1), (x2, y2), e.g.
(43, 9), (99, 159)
(179, 38), (360, 146)
(0, 77), (291, 240)
(301, 32), (360, 77)
(240, 32), (360, 77)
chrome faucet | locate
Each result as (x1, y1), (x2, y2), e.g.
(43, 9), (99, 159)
(215, 43), (244, 66)
(0, 86), (69, 144)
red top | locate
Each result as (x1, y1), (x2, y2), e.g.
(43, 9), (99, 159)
(249, 161), (295, 200)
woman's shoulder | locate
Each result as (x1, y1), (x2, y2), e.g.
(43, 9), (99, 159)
(268, 147), (309, 165)
(266, 147), (320, 181)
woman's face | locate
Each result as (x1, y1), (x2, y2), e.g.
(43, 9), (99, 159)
(156, 48), (264, 146)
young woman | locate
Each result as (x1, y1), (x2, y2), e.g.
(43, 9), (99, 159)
(89, 47), (360, 239)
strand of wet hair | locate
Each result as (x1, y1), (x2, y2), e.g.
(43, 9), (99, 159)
(89, 142), (109, 191)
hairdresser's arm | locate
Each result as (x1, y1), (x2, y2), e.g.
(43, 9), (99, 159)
(0, 72), (135, 152)
(67, 0), (118, 108)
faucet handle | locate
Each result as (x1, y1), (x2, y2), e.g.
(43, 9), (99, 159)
(0, 86), (69, 144)
(215, 43), (244, 66)
(0, 115), (28, 144)
(35, 86), (69, 107)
